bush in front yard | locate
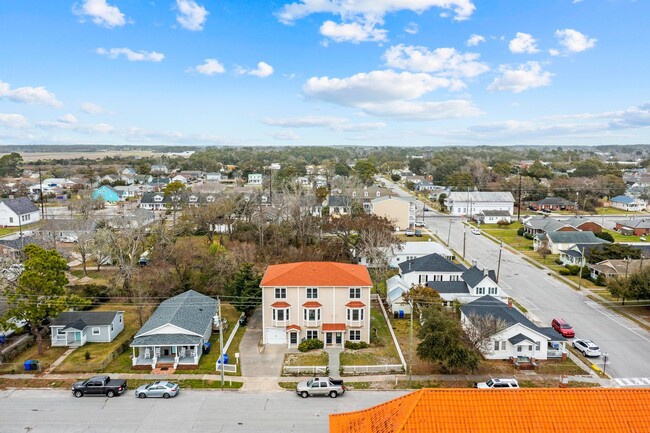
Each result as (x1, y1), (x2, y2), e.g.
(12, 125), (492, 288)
(517, 227), (525, 236)
(344, 341), (369, 350)
(559, 268), (571, 276)
(524, 233), (534, 240)
(565, 265), (581, 275)
(298, 339), (324, 352)
(555, 259), (563, 265)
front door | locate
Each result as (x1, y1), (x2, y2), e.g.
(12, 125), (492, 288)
(290, 333), (297, 345)
(335, 332), (342, 346)
(325, 333), (333, 346)
(75, 332), (81, 342)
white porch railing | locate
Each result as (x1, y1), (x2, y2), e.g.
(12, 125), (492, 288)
(548, 349), (566, 358)
(283, 365), (328, 375)
(342, 364), (404, 374)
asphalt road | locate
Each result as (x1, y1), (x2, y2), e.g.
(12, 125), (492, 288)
(380, 177), (650, 379)
(0, 389), (407, 433)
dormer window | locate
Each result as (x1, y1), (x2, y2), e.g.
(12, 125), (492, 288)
(376, 191), (380, 197)
(153, 195), (163, 202)
(364, 191), (368, 197)
(189, 196), (198, 202)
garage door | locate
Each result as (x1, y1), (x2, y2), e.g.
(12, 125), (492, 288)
(265, 327), (286, 345)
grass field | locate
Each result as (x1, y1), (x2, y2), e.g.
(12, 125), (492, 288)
(0, 340), (68, 374)
(339, 305), (401, 367)
(602, 228), (646, 243)
(283, 350), (328, 366)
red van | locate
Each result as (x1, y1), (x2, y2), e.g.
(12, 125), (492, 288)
(551, 318), (575, 338)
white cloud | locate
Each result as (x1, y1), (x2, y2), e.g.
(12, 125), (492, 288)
(0, 80), (63, 108)
(263, 116), (385, 131)
(276, 0), (475, 43)
(320, 20), (387, 43)
(81, 102), (106, 114)
(383, 44), (489, 78)
(488, 62), (553, 93)
(176, 0), (209, 31)
(96, 47), (165, 62)
(303, 70), (478, 120)
(509, 32), (539, 54)
(404, 22), (419, 35)
(466, 34), (485, 47)
(548, 48), (560, 56)
(555, 29), (596, 53)
(190, 58), (226, 75)
(268, 131), (300, 141)
(58, 114), (78, 124)
(0, 113), (28, 129)
(236, 61), (274, 78)
(73, 0), (127, 28)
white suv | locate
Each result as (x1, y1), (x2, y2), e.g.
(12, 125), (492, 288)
(474, 378), (519, 389)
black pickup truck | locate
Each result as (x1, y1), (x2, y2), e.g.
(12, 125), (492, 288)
(72, 375), (127, 398)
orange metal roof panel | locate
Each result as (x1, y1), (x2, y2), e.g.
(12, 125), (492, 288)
(302, 301), (323, 308)
(322, 323), (347, 331)
(346, 301), (366, 308)
(271, 301), (291, 308)
(261, 262), (372, 287)
(286, 324), (301, 331)
(329, 388), (650, 433)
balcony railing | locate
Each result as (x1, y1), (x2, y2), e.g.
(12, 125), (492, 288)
(272, 319), (289, 327)
(303, 319), (321, 327)
(346, 320), (364, 328)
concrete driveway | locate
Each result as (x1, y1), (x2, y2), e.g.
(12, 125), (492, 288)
(239, 308), (295, 379)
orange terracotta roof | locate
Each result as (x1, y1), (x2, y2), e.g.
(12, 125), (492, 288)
(322, 323), (346, 331)
(329, 388), (650, 433)
(286, 324), (301, 331)
(346, 301), (366, 308)
(261, 262), (372, 287)
(271, 301), (291, 308)
(302, 301), (323, 308)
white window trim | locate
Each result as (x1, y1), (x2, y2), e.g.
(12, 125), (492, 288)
(92, 327), (101, 335)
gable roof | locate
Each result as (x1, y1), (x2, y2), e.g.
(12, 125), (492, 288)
(447, 191), (514, 203)
(261, 262), (372, 287)
(0, 197), (39, 216)
(546, 231), (610, 245)
(398, 253), (465, 275)
(426, 280), (469, 294)
(479, 210), (511, 217)
(330, 388), (650, 433)
(460, 295), (564, 341)
(51, 311), (120, 328)
(133, 290), (217, 339)
(462, 266), (496, 288)
(525, 217), (573, 232)
(611, 195), (639, 204)
(562, 216), (601, 228)
(615, 218), (650, 229)
(532, 196), (575, 206)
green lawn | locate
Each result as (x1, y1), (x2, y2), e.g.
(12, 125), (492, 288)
(602, 228), (646, 243)
(55, 304), (152, 373)
(478, 222), (533, 252)
(283, 350), (328, 366)
(0, 339), (68, 373)
(394, 234), (435, 242)
(340, 306), (401, 367)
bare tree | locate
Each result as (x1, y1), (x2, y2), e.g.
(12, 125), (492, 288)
(464, 312), (510, 355)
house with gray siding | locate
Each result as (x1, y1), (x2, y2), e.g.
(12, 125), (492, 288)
(130, 290), (217, 370)
(50, 311), (124, 347)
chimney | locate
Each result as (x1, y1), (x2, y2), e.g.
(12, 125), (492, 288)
(484, 268), (488, 276)
(472, 260), (478, 267)
(507, 298), (513, 309)
(408, 262), (411, 271)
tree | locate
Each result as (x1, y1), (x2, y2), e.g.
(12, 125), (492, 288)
(402, 285), (442, 317)
(408, 158), (427, 175)
(587, 244), (641, 264)
(334, 162), (350, 177)
(163, 180), (187, 226)
(226, 263), (262, 314)
(438, 193), (447, 211)
(445, 172), (475, 190)
(492, 162), (512, 178)
(524, 161), (553, 180)
(538, 247), (552, 262)
(417, 305), (479, 373)
(0, 152), (23, 177)
(354, 160), (378, 186)
(1, 245), (89, 355)
(464, 313), (509, 355)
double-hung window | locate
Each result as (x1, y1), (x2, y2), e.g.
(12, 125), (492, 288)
(303, 308), (321, 321)
(349, 330), (361, 341)
(347, 309), (364, 321)
(349, 288), (361, 299)
(306, 288), (318, 299)
(275, 288), (286, 299)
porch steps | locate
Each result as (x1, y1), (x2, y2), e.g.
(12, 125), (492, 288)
(152, 364), (176, 375)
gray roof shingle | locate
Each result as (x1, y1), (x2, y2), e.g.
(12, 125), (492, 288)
(399, 253), (466, 274)
(462, 266), (496, 288)
(1, 197), (38, 216)
(131, 334), (202, 347)
(546, 231), (610, 245)
(51, 311), (120, 327)
(426, 281), (469, 294)
(133, 290), (217, 340)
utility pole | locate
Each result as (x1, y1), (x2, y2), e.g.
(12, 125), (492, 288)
(218, 297), (224, 390)
(447, 219), (452, 245)
(516, 173), (522, 222)
(496, 241), (503, 283)
(38, 168), (45, 220)
(577, 247), (585, 291)
(462, 225), (467, 259)
(408, 300), (413, 386)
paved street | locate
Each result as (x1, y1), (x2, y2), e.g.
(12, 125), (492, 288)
(380, 177), (650, 379)
(0, 389), (407, 433)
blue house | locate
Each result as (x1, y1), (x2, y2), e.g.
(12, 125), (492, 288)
(92, 185), (124, 203)
(610, 195), (646, 212)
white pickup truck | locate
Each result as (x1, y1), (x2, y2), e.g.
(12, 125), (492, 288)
(296, 377), (345, 398)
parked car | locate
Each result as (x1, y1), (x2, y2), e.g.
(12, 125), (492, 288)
(296, 377), (345, 398)
(471, 228), (481, 235)
(405, 229), (415, 237)
(135, 381), (180, 399)
(415, 229), (423, 237)
(238, 315), (248, 326)
(72, 375), (127, 398)
(572, 339), (601, 357)
(551, 318), (575, 338)
(474, 378), (519, 389)
(415, 221), (425, 227)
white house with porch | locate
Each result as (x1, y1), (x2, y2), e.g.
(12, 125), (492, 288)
(50, 311), (124, 348)
(460, 295), (567, 360)
(130, 290), (217, 370)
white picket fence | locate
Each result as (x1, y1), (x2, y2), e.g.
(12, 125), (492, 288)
(216, 363), (238, 373)
(283, 365), (328, 375)
(342, 364), (404, 374)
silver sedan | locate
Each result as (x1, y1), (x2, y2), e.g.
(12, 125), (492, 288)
(135, 381), (180, 399)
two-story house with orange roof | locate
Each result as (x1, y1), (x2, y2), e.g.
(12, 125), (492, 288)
(260, 262), (373, 348)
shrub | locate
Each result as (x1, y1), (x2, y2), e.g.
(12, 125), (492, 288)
(84, 350), (91, 360)
(595, 274), (607, 286)
(517, 227), (525, 236)
(555, 259), (563, 265)
(344, 341), (369, 350)
(558, 268), (571, 276)
(298, 338), (324, 352)
(497, 219), (512, 228)
(595, 231), (615, 242)
(390, 174), (401, 182)
(524, 233), (534, 240)
(566, 265), (581, 276)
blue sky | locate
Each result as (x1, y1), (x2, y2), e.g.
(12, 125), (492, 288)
(0, 0), (648, 147)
